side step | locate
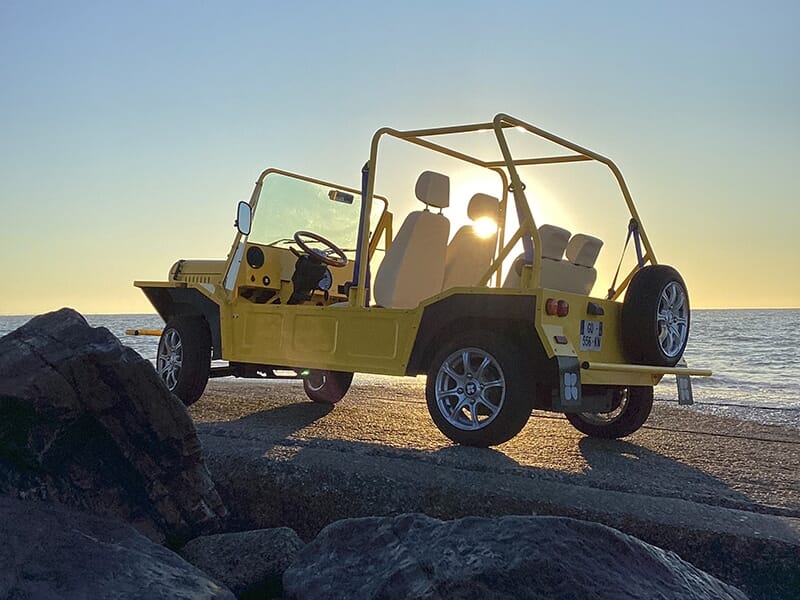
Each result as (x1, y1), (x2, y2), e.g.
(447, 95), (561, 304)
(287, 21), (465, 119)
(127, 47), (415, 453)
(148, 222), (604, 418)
(211, 363), (303, 380)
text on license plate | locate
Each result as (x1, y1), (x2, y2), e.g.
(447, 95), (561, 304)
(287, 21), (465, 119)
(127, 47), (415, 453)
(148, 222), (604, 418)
(580, 320), (603, 351)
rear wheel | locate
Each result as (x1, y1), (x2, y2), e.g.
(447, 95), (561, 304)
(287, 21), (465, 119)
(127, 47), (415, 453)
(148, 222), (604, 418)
(156, 316), (211, 406)
(303, 370), (353, 404)
(426, 332), (533, 447)
(565, 386), (653, 438)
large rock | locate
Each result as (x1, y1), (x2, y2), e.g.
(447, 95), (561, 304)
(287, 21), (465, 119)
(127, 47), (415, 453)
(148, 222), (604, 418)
(180, 527), (305, 597)
(283, 513), (748, 600)
(0, 495), (234, 599)
(0, 308), (227, 542)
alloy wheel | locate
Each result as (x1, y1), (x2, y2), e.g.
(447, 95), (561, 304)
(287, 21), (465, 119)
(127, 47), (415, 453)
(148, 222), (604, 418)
(157, 328), (183, 391)
(434, 347), (506, 431)
(657, 281), (689, 358)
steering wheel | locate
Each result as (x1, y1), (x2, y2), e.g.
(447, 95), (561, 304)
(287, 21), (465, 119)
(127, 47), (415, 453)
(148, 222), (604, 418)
(293, 230), (348, 268)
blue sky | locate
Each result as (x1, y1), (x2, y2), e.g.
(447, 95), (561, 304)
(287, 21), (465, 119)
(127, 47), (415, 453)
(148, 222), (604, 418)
(1, 0), (798, 313)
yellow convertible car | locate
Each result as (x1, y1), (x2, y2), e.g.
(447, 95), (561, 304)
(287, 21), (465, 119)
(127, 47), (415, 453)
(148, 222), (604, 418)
(135, 114), (710, 447)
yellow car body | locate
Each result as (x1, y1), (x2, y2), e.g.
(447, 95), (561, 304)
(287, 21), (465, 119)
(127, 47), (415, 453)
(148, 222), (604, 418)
(135, 114), (710, 446)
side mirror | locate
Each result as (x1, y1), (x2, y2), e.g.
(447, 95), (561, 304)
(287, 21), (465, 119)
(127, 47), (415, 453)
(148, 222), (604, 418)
(235, 201), (252, 235)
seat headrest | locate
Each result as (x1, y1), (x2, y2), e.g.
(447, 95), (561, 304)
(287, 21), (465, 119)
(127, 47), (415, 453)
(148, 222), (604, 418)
(538, 224), (571, 260)
(467, 193), (500, 221)
(415, 171), (450, 209)
(566, 234), (603, 267)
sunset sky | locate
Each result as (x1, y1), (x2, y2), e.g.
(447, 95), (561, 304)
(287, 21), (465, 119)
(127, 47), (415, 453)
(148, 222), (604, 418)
(1, 1), (797, 315)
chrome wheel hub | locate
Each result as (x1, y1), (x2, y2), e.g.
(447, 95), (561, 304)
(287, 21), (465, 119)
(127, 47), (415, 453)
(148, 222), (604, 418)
(306, 371), (327, 391)
(434, 348), (505, 431)
(657, 281), (689, 358)
(156, 329), (183, 391)
(581, 390), (628, 424)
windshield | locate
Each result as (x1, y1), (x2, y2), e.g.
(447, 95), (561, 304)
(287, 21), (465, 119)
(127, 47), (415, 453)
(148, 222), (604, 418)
(248, 172), (385, 257)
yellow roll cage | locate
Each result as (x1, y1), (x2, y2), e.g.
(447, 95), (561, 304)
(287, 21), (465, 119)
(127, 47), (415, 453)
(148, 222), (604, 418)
(353, 113), (656, 308)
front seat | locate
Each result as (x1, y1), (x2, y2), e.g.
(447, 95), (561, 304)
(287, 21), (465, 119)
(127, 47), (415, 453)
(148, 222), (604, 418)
(442, 193), (500, 289)
(373, 171), (450, 308)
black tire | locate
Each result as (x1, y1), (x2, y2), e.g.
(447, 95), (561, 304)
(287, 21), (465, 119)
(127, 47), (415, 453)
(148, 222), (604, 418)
(425, 332), (533, 447)
(622, 265), (690, 366)
(156, 316), (211, 406)
(303, 370), (354, 404)
(565, 386), (653, 438)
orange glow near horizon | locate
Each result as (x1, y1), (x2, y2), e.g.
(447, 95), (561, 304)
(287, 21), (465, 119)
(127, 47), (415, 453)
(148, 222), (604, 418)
(0, 4), (798, 313)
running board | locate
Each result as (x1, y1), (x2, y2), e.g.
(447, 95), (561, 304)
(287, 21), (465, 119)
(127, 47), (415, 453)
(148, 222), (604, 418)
(212, 363), (303, 379)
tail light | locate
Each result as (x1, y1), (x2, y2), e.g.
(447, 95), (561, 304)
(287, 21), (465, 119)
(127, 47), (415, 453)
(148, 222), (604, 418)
(545, 298), (570, 317)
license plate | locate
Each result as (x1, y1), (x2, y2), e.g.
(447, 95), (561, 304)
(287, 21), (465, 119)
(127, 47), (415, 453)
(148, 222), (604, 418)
(579, 320), (603, 351)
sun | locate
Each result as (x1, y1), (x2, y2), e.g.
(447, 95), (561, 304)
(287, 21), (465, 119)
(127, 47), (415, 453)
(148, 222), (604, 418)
(473, 217), (498, 239)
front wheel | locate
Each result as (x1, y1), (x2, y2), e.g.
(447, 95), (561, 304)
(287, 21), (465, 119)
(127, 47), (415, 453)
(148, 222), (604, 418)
(156, 316), (211, 406)
(303, 370), (353, 404)
(425, 333), (533, 447)
(565, 386), (653, 438)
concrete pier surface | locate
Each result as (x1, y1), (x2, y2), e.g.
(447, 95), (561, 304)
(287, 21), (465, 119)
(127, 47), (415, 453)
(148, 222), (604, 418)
(190, 378), (800, 599)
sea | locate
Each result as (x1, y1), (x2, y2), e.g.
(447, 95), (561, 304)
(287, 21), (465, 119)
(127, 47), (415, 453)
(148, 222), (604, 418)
(1, 309), (798, 429)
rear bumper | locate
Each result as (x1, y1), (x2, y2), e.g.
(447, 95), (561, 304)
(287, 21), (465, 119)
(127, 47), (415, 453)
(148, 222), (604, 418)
(580, 361), (712, 377)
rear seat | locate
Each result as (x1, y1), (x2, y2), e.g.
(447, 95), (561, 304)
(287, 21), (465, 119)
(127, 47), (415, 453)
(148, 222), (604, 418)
(563, 233), (603, 295)
(503, 225), (603, 295)
(538, 224), (572, 291)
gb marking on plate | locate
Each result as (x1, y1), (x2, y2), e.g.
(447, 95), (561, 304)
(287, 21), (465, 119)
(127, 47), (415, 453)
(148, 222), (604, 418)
(580, 320), (603, 351)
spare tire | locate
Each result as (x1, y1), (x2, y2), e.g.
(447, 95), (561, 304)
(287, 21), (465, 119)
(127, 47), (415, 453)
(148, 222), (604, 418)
(621, 265), (690, 366)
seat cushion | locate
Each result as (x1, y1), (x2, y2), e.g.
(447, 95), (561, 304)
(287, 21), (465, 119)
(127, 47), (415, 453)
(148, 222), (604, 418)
(373, 211), (450, 308)
(443, 228), (497, 289)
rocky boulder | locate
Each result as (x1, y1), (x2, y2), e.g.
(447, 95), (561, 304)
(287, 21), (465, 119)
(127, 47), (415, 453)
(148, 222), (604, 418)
(0, 308), (227, 543)
(0, 495), (234, 599)
(283, 513), (748, 600)
(179, 527), (305, 597)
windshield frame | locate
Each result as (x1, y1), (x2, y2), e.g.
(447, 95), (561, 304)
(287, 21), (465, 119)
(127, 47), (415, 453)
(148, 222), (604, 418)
(247, 168), (387, 255)
(221, 168), (388, 293)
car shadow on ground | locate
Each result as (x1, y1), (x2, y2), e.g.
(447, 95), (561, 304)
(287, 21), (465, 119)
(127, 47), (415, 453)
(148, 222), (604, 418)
(572, 436), (759, 512)
(196, 400), (334, 441)
(197, 398), (764, 516)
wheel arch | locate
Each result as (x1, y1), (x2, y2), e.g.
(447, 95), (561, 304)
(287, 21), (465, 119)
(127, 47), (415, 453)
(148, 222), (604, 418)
(140, 286), (222, 359)
(406, 294), (553, 387)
